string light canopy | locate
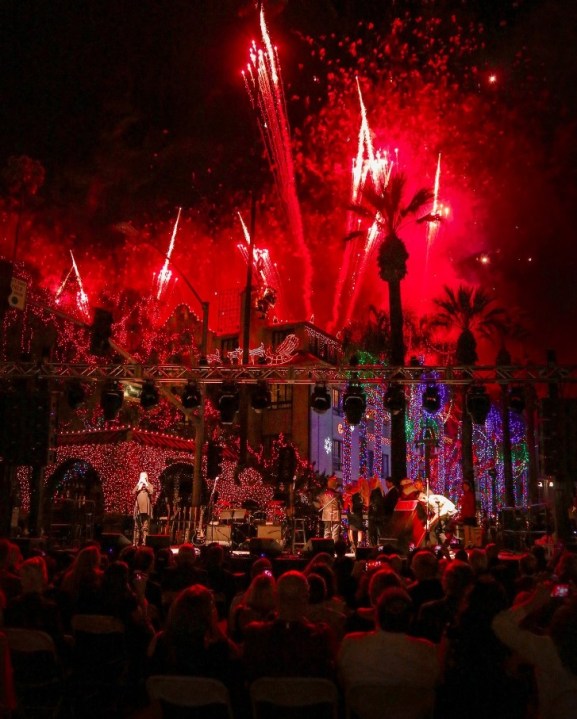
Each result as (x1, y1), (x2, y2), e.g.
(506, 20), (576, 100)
(310, 382), (331, 414)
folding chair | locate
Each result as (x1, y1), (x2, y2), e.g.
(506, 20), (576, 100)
(250, 677), (339, 719)
(345, 683), (434, 719)
(3, 628), (64, 719)
(69, 614), (127, 718)
(146, 675), (234, 719)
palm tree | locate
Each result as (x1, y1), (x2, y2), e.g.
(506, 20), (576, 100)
(348, 173), (433, 482)
(431, 285), (506, 492)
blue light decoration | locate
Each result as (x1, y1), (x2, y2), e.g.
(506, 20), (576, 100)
(405, 380), (529, 516)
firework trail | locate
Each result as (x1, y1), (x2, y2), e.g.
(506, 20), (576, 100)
(243, 5), (312, 319)
(237, 211), (283, 314)
(155, 207), (181, 300)
(69, 251), (90, 319)
(426, 154), (442, 263)
(55, 252), (90, 319)
(330, 79), (396, 331)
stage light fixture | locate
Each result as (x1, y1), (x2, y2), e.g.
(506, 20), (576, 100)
(218, 382), (240, 425)
(384, 384), (405, 415)
(251, 380), (271, 413)
(100, 381), (124, 421)
(181, 381), (202, 409)
(310, 382), (331, 414)
(66, 380), (86, 410)
(509, 386), (526, 414)
(422, 384), (441, 414)
(140, 380), (159, 409)
(343, 383), (366, 426)
(466, 385), (491, 425)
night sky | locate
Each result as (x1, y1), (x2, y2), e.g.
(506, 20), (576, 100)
(1, 0), (576, 364)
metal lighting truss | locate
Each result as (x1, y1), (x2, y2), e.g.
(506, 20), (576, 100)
(1, 361), (576, 386)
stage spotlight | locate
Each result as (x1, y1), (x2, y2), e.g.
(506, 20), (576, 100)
(66, 380), (86, 409)
(251, 380), (271, 413)
(509, 386), (526, 414)
(310, 382), (331, 414)
(140, 380), (159, 409)
(422, 384), (441, 414)
(100, 381), (124, 421)
(181, 381), (202, 409)
(343, 383), (366, 426)
(467, 385), (491, 425)
(384, 384), (405, 415)
(218, 382), (240, 425)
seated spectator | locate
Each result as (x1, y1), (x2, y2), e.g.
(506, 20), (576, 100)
(0, 540), (22, 602)
(338, 587), (439, 690)
(229, 571), (277, 642)
(332, 539), (356, 608)
(57, 545), (103, 627)
(305, 573), (347, 642)
(4, 556), (65, 652)
(436, 576), (531, 719)
(199, 543), (236, 621)
(415, 559), (474, 643)
(160, 543), (208, 611)
(492, 586), (577, 719)
(242, 571), (336, 681)
(346, 567), (402, 633)
(468, 548), (489, 576)
(227, 557), (273, 634)
(147, 584), (240, 688)
(407, 550), (444, 612)
(304, 562), (345, 615)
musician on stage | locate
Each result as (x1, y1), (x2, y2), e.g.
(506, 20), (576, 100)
(133, 471), (154, 546)
(344, 478), (365, 548)
(317, 476), (342, 542)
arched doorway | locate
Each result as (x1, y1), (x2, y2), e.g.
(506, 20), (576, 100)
(45, 459), (104, 545)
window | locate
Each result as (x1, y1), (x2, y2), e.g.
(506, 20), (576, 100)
(270, 384), (293, 408)
(332, 387), (343, 415)
(332, 440), (343, 472)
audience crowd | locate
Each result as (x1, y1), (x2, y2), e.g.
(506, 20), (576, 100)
(0, 534), (576, 719)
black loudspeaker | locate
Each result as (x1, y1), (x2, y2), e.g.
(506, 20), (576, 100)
(99, 532), (132, 558)
(249, 537), (283, 557)
(205, 524), (232, 545)
(145, 534), (172, 550)
(304, 538), (335, 556)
